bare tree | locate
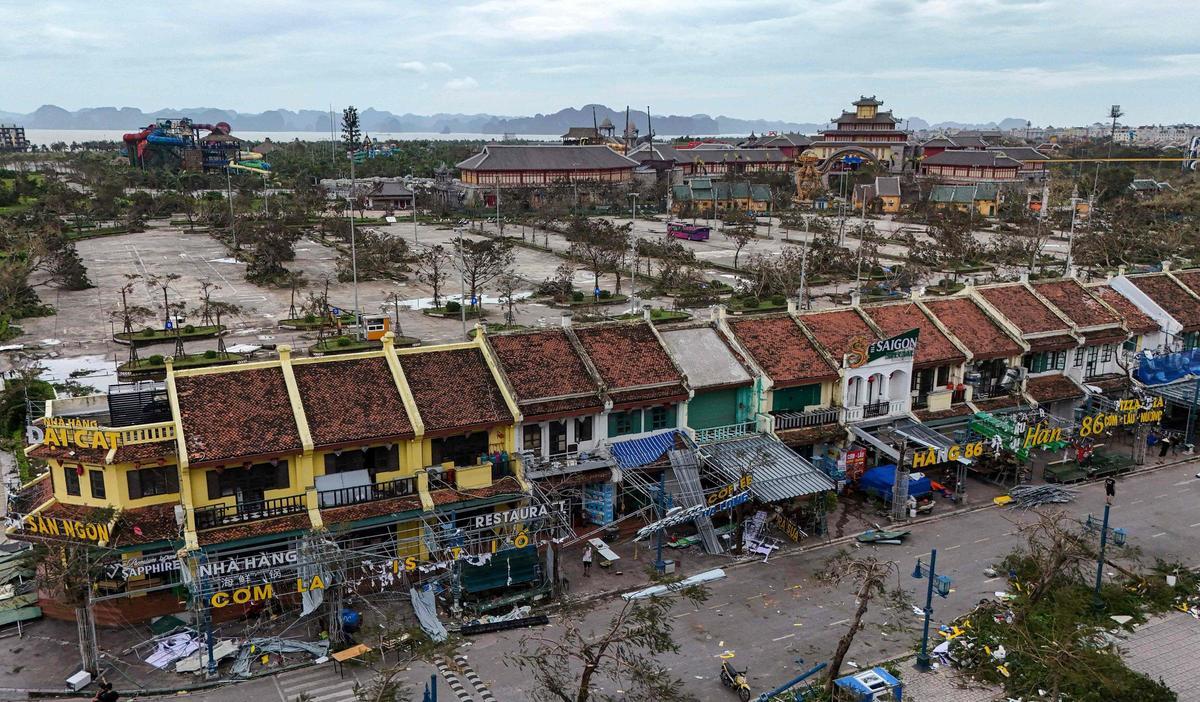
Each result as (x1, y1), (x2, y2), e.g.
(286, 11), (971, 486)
(415, 244), (451, 308)
(451, 236), (515, 312)
(208, 300), (244, 356)
(509, 585), (708, 702)
(564, 217), (629, 295)
(817, 551), (912, 693)
(382, 291), (405, 337)
(721, 210), (757, 270)
(496, 271), (522, 325)
(198, 279), (221, 326)
(145, 273), (181, 328)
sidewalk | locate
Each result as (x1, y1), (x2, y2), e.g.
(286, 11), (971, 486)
(1122, 612), (1200, 702)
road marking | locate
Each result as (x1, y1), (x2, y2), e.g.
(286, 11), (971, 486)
(984, 577), (1000, 583)
(974, 537), (990, 544)
(772, 633), (795, 642)
(1174, 479), (1194, 486)
(1130, 499), (1144, 504)
(828, 618), (850, 627)
(945, 544), (962, 551)
(1156, 494), (1170, 499)
(708, 601), (734, 610)
(1152, 532), (1167, 538)
(1190, 522), (1200, 528)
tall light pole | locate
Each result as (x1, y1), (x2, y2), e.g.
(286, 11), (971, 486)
(913, 549), (951, 670)
(225, 168), (236, 250)
(348, 151), (362, 339)
(627, 191), (638, 313)
(1089, 478), (1127, 610)
(411, 176), (418, 245)
(1065, 185), (1079, 275)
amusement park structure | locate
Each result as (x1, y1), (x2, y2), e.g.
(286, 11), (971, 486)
(122, 118), (271, 174)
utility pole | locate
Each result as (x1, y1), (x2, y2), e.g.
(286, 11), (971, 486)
(1089, 478), (1127, 610)
(654, 471), (667, 575)
(495, 184), (502, 238)
(1065, 185), (1079, 275)
(412, 180), (419, 245)
(913, 549), (951, 670)
(457, 234), (468, 338)
(348, 152), (362, 339)
(799, 218), (810, 309)
(225, 168), (236, 250)
(627, 191), (638, 313)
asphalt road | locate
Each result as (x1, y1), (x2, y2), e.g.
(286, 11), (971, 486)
(131, 459), (1200, 702)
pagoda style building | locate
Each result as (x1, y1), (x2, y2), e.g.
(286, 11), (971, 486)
(806, 96), (910, 173)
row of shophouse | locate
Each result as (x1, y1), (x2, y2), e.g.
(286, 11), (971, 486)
(9, 267), (1200, 625)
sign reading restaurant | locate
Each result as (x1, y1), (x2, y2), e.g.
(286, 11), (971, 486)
(473, 501), (567, 530)
(4, 512), (111, 544)
(26, 417), (121, 451)
(847, 329), (919, 369)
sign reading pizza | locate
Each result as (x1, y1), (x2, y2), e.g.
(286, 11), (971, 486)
(847, 329), (919, 369)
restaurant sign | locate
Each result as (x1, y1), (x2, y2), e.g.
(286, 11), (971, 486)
(26, 417), (121, 451)
(1078, 397), (1165, 438)
(4, 512), (111, 544)
(847, 329), (919, 369)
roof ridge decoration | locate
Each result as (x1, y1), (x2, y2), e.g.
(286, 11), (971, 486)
(560, 322), (610, 405)
(788, 310), (843, 378)
(381, 333), (424, 437)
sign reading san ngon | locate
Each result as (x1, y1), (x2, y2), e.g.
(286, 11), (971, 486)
(846, 329), (920, 369)
(26, 417), (121, 451)
(4, 513), (110, 543)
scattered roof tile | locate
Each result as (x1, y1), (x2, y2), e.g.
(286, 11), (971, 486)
(292, 356), (415, 448)
(489, 329), (603, 416)
(799, 309), (880, 363)
(572, 322), (684, 390)
(110, 441), (177, 466)
(1026, 374), (1083, 404)
(861, 302), (965, 368)
(175, 367), (301, 465)
(979, 285), (1070, 335)
(1032, 280), (1120, 328)
(727, 316), (837, 387)
(924, 298), (1022, 360)
(111, 503), (182, 547)
(398, 348), (513, 436)
(1129, 274), (1200, 331)
(1089, 285), (1160, 335)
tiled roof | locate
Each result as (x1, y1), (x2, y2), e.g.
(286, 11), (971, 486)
(292, 356), (415, 448)
(972, 395), (1024, 412)
(197, 512), (311, 546)
(1171, 270), (1200, 304)
(727, 316), (837, 387)
(775, 423), (847, 447)
(1026, 334), (1078, 352)
(1090, 285), (1159, 334)
(9, 476), (52, 514)
(520, 395), (605, 422)
(1129, 274), (1200, 331)
(609, 384), (689, 410)
(861, 302), (965, 369)
(979, 285), (1069, 335)
(1032, 280), (1120, 328)
(27, 444), (110, 464)
(398, 348), (513, 436)
(457, 145), (637, 172)
(572, 322), (684, 390)
(489, 329), (602, 409)
(924, 298), (1022, 360)
(41, 500), (111, 528)
(320, 493), (423, 526)
(1082, 328), (1129, 345)
(922, 151), (1021, 168)
(915, 405), (975, 422)
(799, 309), (880, 363)
(111, 441), (177, 466)
(111, 503), (181, 547)
(1026, 374), (1083, 404)
(1086, 373), (1131, 394)
(175, 367), (302, 465)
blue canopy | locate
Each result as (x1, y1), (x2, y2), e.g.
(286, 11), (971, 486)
(834, 667), (902, 701)
(609, 430), (685, 469)
(858, 464), (932, 502)
(1135, 349), (1200, 386)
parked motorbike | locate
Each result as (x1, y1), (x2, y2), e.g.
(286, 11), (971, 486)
(720, 659), (751, 701)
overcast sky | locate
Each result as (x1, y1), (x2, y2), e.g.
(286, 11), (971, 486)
(4, 0), (1199, 125)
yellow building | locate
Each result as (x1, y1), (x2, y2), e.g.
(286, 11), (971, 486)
(8, 333), (545, 623)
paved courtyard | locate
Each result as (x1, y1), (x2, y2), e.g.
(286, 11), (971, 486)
(1124, 612), (1200, 701)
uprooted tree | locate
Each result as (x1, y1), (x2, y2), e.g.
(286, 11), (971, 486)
(509, 584), (709, 702)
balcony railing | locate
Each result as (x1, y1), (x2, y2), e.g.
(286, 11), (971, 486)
(318, 476), (417, 508)
(693, 421), (758, 445)
(194, 494), (307, 531)
(520, 449), (613, 480)
(773, 407), (842, 431)
(118, 421), (176, 446)
(863, 400), (890, 418)
(972, 385), (1006, 400)
(912, 394), (929, 410)
(844, 399), (907, 423)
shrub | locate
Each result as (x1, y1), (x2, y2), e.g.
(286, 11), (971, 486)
(336, 336), (353, 347)
(142, 327), (156, 337)
(184, 324), (196, 333)
(571, 291), (585, 302)
(769, 294), (787, 306)
(147, 354), (165, 365)
(599, 290), (612, 300)
(445, 300), (462, 313)
(303, 313), (317, 324)
(203, 349), (218, 359)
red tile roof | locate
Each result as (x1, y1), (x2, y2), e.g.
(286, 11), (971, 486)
(9, 475), (52, 513)
(27, 444), (110, 464)
(111, 503), (182, 547)
(428, 475), (525, 506)
(572, 322), (684, 390)
(1172, 270), (1200, 301)
(727, 316), (837, 387)
(111, 441), (177, 466)
(979, 284), (1069, 335)
(320, 493), (423, 525)
(1129, 274), (1200, 331)
(1026, 374), (1083, 404)
(1090, 285), (1159, 335)
(1026, 334), (1078, 353)
(924, 298), (1023, 361)
(799, 309), (880, 364)
(609, 384), (690, 410)
(861, 302), (965, 369)
(972, 395), (1024, 412)
(915, 405), (975, 422)
(175, 367), (302, 465)
(292, 356), (415, 448)
(1032, 280), (1120, 328)
(197, 512), (311, 546)
(398, 348), (514, 436)
(489, 329), (603, 419)
(1082, 328), (1128, 345)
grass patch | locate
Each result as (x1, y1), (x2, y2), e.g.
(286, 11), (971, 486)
(278, 313), (358, 330)
(556, 292), (630, 308)
(726, 295), (788, 314)
(611, 308), (693, 324)
(114, 325), (223, 345)
(307, 335), (418, 354)
(468, 324), (528, 338)
(118, 351), (246, 373)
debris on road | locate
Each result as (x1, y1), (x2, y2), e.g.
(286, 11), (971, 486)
(1006, 484), (1078, 509)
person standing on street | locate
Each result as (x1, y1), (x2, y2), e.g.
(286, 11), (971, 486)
(582, 545), (593, 577)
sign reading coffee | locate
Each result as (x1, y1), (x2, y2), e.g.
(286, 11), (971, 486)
(847, 329), (919, 369)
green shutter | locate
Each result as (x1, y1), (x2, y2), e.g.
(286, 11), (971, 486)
(687, 389), (739, 430)
(773, 384), (821, 412)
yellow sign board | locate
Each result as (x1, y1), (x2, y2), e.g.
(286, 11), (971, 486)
(11, 513), (111, 544)
(706, 474), (754, 506)
(39, 418), (121, 451)
(1078, 398), (1164, 438)
(911, 441), (985, 469)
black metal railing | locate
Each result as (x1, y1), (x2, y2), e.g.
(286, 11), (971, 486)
(973, 385), (1005, 400)
(773, 407), (842, 430)
(863, 400), (890, 418)
(194, 494), (307, 530)
(951, 388), (966, 403)
(318, 476), (417, 508)
(912, 394), (929, 410)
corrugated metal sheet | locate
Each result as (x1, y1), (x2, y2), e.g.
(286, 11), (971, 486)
(609, 429), (686, 469)
(701, 435), (835, 502)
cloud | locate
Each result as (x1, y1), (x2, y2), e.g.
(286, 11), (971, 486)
(445, 76), (479, 90)
(397, 61), (453, 74)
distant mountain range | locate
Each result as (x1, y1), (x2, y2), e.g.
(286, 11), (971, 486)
(0, 104), (1030, 137)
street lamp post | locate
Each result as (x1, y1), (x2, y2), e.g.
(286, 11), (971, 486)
(1089, 478), (1127, 609)
(913, 548), (951, 670)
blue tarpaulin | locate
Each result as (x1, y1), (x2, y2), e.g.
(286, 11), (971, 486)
(1135, 350), (1200, 386)
(609, 430), (685, 469)
(858, 464), (933, 503)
